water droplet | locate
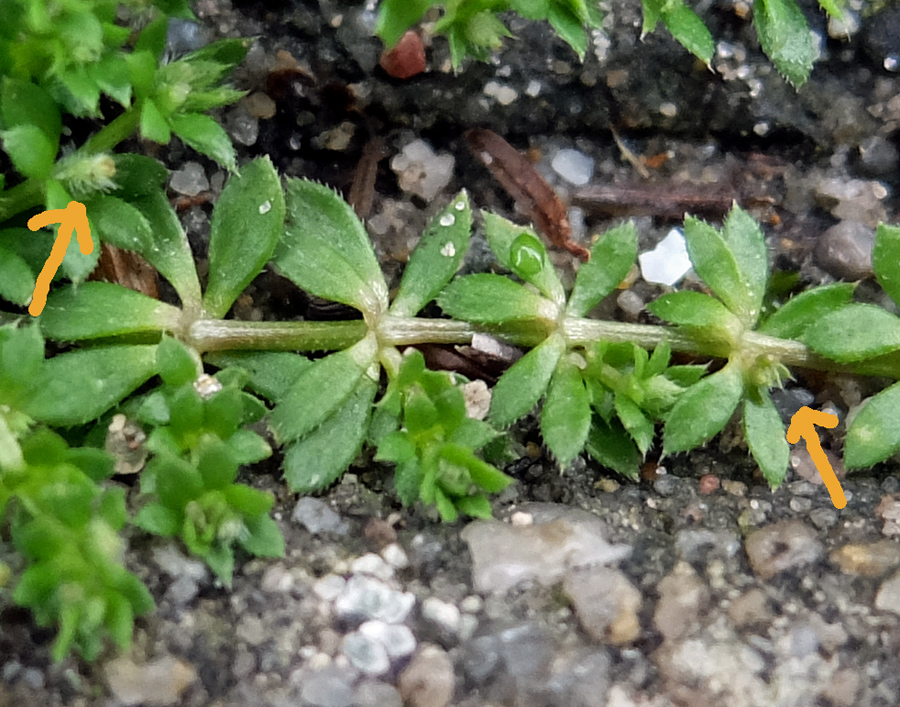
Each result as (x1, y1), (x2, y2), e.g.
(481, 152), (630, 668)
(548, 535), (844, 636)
(440, 213), (455, 227)
(454, 200), (465, 211)
(440, 242), (456, 257)
(510, 232), (545, 277)
(259, 200), (272, 214)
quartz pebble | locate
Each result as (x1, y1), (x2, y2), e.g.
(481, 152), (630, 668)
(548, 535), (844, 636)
(875, 570), (900, 615)
(814, 177), (888, 228)
(563, 566), (642, 644)
(461, 509), (632, 594)
(169, 162), (208, 196)
(353, 679), (404, 707)
(292, 497), (350, 535)
(333, 575), (416, 624)
(551, 148), (594, 186)
(391, 139), (455, 201)
(298, 665), (357, 707)
(639, 229), (692, 286)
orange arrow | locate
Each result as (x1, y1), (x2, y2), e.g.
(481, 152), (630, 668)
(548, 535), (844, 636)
(27, 200), (93, 316)
(786, 406), (845, 509)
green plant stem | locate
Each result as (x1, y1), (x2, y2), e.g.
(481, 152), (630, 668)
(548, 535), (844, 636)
(0, 178), (44, 224)
(80, 106), (142, 155)
(188, 319), (370, 352)
(187, 315), (900, 379)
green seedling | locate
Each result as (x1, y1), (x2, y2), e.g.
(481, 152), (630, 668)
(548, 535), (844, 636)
(374, 0), (844, 86)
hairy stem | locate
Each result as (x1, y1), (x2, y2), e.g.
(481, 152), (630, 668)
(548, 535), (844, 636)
(186, 315), (900, 379)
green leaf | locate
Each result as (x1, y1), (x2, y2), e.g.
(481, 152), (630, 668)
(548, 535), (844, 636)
(169, 113), (236, 171)
(1, 124), (56, 179)
(269, 335), (377, 444)
(648, 290), (741, 334)
(376, 430), (417, 464)
(662, 3), (714, 65)
(390, 192), (472, 317)
(196, 437), (239, 490)
(134, 503), (179, 536)
(227, 429), (271, 465)
(844, 382), (900, 469)
(448, 418), (498, 450)
(104, 594), (134, 650)
(443, 447), (513, 493)
(202, 544), (234, 587)
(816, 0), (844, 19)
(24, 346), (158, 426)
(203, 157), (286, 318)
(223, 484), (273, 517)
(274, 178), (387, 315)
(84, 194), (153, 255)
(541, 357), (591, 467)
(682, 212), (763, 325)
(139, 99), (171, 143)
(88, 53), (132, 107)
(641, 0), (663, 34)
(743, 391), (789, 488)
(0, 227), (50, 277)
(205, 351), (312, 403)
(511, 0), (550, 20)
(453, 493), (493, 519)
(375, 0), (433, 47)
(874, 224), (900, 309)
(239, 514), (285, 557)
(282, 377), (377, 493)
(614, 393), (655, 456)
(567, 221), (638, 317)
(721, 205), (768, 323)
(39, 282), (181, 341)
(433, 486), (458, 522)
(548, 2), (588, 60)
(490, 333), (566, 427)
(157, 336), (200, 388)
(753, 0), (816, 87)
(663, 362), (743, 455)
(0, 243), (36, 305)
(0, 323), (44, 395)
(585, 417), (641, 481)
(438, 274), (558, 323)
(182, 37), (253, 67)
(0, 79), (61, 143)
(130, 189), (202, 309)
(758, 282), (856, 339)
(110, 155), (168, 200)
(804, 304), (900, 363)
(647, 340), (671, 378)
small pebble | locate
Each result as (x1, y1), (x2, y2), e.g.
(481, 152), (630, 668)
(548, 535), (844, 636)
(744, 520), (823, 579)
(398, 644), (455, 707)
(551, 148), (594, 186)
(814, 220), (875, 280)
(380, 30), (426, 79)
(699, 474), (720, 495)
(829, 540), (900, 576)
